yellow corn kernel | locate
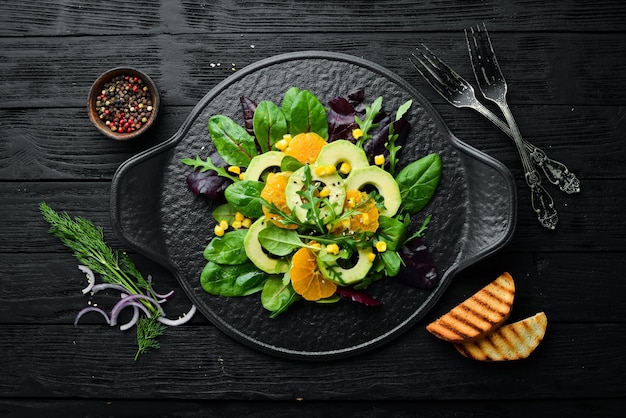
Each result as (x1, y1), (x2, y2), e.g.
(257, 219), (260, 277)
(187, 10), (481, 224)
(361, 212), (370, 225)
(275, 139), (289, 151)
(341, 219), (351, 230)
(326, 243), (340, 255)
(231, 220), (242, 229)
(219, 220), (229, 230)
(214, 224), (225, 237)
(282, 133), (292, 143)
(242, 218), (252, 228)
(352, 128), (364, 140)
(239, 172), (245, 181)
(314, 165), (327, 176)
(319, 186), (331, 198)
(374, 154), (385, 166)
(235, 212), (245, 222)
(339, 162), (351, 175)
(367, 251), (376, 262)
(228, 165), (241, 175)
(324, 164), (337, 175)
(310, 242), (322, 250)
(375, 241), (387, 253)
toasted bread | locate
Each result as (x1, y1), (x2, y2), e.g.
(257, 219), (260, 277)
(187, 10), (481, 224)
(454, 311), (548, 361)
(426, 272), (515, 342)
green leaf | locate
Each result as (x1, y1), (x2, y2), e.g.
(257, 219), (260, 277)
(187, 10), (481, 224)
(200, 261), (267, 296)
(377, 215), (409, 251)
(261, 276), (301, 318)
(212, 203), (238, 224)
(395, 99), (413, 121)
(289, 90), (328, 139)
(253, 100), (288, 153)
(208, 115), (257, 167)
(203, 229), (248, 264)
(355, 96), (383, 147)
(281, 87), (301, 127)
(280, 155), (303, 172)
(224, 180), (265, 218)
(379, 250), (402, 277)
(258, 225), (303, 256)
(396, 153), (442, 214)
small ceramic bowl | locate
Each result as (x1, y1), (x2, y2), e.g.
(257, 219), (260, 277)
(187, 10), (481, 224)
(88, 67), (160, 140)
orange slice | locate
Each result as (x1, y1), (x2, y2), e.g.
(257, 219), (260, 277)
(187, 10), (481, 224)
(260, 171), (297, 229)
(284, 132), (327, 164)
(290, 247), (337, 301)
(331, 189), (379, 234)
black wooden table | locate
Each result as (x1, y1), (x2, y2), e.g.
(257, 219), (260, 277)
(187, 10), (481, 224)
(2, 1), (625, 416)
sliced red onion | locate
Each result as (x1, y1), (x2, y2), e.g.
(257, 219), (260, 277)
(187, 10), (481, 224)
(110, 294), (163, 327)
(91, 283), (131, 295)
(74, 306), (110, 326)
(119, 305), (140, 331)
(78, 265), (95, 295)
(157, 304), (197, 326)
(146, 275), (175, 300)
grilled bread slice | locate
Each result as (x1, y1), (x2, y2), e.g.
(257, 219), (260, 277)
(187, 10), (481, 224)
(454, 311), (548, 361)
(426, 272), (515, 342)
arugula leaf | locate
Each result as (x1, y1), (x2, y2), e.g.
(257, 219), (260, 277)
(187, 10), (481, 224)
(181, 155), (239, 182)
(355, 96), (383, 147)
(208, 115), (257, 167)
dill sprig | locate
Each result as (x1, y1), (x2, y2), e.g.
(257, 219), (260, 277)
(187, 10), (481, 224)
(40, 202), (165, 359)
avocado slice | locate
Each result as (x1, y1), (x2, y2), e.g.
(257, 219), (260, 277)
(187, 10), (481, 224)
(284, 165), (346, 224)
(244, 151), (284, 181)
(345, 166), (401, 217)
(315, 140), (370, 173)
(317, 247), (374, 286)
(243, 217), (289, 274)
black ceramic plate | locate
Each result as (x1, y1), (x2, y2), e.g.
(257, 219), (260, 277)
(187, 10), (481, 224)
(111, 51), (516, 360)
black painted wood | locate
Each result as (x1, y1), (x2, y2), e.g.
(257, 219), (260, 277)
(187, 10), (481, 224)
(1, 0), (625, 415)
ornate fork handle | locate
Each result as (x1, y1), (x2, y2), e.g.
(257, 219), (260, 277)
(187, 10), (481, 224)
(525, 143), (581, 194)
(525, 166), (559, 230)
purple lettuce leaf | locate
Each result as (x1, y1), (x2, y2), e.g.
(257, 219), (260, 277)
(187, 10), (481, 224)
(185, 151), (232, 199)
(397, 236), (439, 290)
(334, 286), (383, 307)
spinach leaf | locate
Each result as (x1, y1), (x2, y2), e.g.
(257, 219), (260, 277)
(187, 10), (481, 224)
(212, 203), (238, 224)
(396, 153), (442, 214)
(280, 155), (303, 172)
(203, 229), (248, 265)
(261, 276), (301, 318)
(289, 90), (328, 139)
(208, 115), (257, 167)
(224, 180), (265, 218)
(253, 100), (288, 153)
(377, 215), (409, 251)
(379, 250), (402, 277)
(200, 260), (267, 296)
(281, 87), (301, 127)
(258, 224), (303, 256)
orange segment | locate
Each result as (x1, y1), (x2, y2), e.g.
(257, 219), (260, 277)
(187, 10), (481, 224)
(284, 132), (327, 164)
(332, 189), (379, 234)
(290, 247), (337, 301)
(260, 171), (298, 229)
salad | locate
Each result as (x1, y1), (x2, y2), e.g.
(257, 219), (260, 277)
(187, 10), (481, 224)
(182, 87), (442, 317)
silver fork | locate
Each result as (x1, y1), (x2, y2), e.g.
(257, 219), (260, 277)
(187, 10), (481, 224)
(409, 44), (579, 195)
(465, 24), (560, 229)
(410, 44), (560, 229)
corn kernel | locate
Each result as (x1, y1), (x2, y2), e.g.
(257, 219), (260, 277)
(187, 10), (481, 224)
(314, 165), (327, 176)
(324, 164), (337, 175)
(219, 220), (229, 230)
(375, 241), (387, 252)
(310, 242), (322, 250)
(374, 154), (385, 166)
(228, 165), (241, 175)
(361, 212), (370, 225)
(232, 220), (242, 229)
(242, 218), (252, 228)
(319, 186), (331, 198)
(235, 212), (245, 222)
(339, 162), (351, 175)
(367, 251), (376, 262)
(326, 243), (340, 255)
(214, 224), (225, 237)
(282, 133), (292, 143)
(239, 172), (245, 181)
(352, 128), (364, 139)
(275, 139), (289, 151)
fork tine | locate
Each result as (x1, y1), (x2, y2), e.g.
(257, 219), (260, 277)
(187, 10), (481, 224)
(466, 23), (505, 88)
(410, 44), (476, 108)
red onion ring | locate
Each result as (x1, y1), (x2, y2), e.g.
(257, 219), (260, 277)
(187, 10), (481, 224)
(78, 265), (95, 294)
(119, 305), (140, 331)
(74, 306), (110, 326)
(109, 294), (164, 327)
(157, 305), (197, 326)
